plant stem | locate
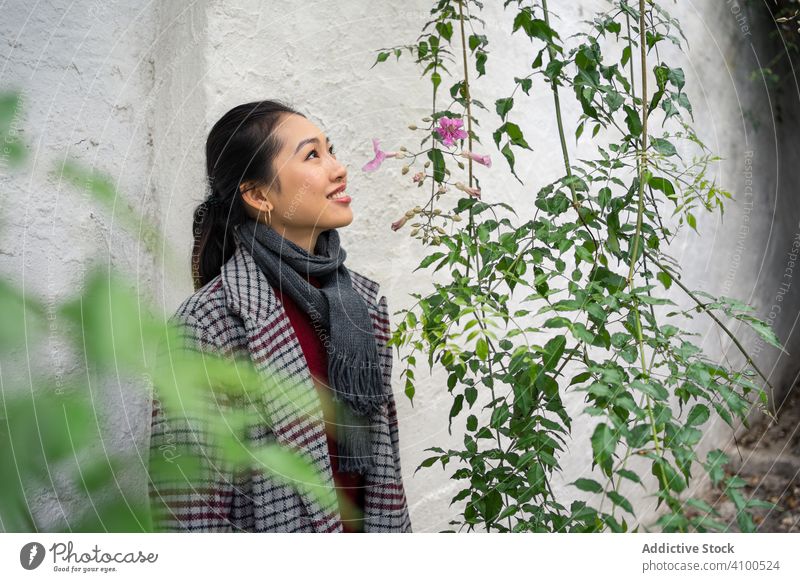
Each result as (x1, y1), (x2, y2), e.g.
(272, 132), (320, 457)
(542, 0), (575, 206)
(642, 248), (777, 408)
(458, 0), (474, 188)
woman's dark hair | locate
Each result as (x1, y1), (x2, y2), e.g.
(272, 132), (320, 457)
(192, 100), (305, 290)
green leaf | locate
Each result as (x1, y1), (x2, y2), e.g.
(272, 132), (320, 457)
(687, 212), (698, 232)
(541, 335), (566, 370)
(573, 478), (603, 493)
(448, 394), (464, 435)
(481, 489), (503, 523)
(623, 105), (641, 137)
(632, 379), (669, 401)
(651, 137), (677, 156)
(431, 71), (442, 93)
(616, 469), (643, 486)
(370, 51), (390, 69)
(649, 176), (676, 198)
(608, 491), (634, 514)
(495, 97), (514, 120)
(476, 337), (489, 360)
(427, 148), (446, 182)
(686, 404), (710, 426)
(656, 271), (672, 289)
(591, 423), (617, 477)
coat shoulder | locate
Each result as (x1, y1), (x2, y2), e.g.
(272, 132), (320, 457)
(169, 274), (241, 352)
(171, 276), (227, 326)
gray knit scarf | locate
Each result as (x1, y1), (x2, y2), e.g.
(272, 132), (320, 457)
(235, 218), (388, 474)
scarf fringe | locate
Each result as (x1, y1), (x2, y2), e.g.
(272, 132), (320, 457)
(328, 351), (389, 416)
(334, 397), (375, 475)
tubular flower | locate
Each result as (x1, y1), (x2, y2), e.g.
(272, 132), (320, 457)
(454, 181), (481, 199)
(459, 149), (492, 168)
(391, 215), (409, 231)
(362, 138), (398, 172)
(434, 117), (468, 147)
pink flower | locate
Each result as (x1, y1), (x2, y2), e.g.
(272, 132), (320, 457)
(362, 138), (398, 172)
(434, 117), (468, 148)
(412, 171), (425, 183)
(454, 181), (481, 199)
(459, 149), (492, 168)
(391, 215), (409, 231)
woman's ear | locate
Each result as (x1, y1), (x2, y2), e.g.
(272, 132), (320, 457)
(240, 183), (274, 213)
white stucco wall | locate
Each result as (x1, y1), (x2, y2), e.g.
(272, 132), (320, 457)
(2, 0), (797, 533)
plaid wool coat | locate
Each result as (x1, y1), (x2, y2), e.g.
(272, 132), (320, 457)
(148, 236), (412, 533)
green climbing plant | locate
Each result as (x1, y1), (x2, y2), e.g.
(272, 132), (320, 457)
(370, 0), (782, 532)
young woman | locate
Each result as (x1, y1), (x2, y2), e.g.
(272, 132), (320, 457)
(148, 100), (412, 533)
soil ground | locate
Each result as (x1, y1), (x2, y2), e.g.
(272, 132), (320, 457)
(694, 386), (800, 532)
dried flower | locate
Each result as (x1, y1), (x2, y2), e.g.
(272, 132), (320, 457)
(454, 181), (481, 199)
(412, 171), (425, 183)
(391, 215), (409, 231)
(459, 149), (492, 168)
(434, 116), (468, 147)
(362, 138), (398, 172)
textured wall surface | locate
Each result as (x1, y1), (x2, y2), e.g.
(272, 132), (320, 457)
(0, 0), (160, 531)
(2, 0), (797, 533)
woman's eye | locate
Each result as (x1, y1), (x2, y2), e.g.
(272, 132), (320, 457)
(306, 146), (335, 160)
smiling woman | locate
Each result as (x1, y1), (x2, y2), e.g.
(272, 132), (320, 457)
(147, 100), (412, 533)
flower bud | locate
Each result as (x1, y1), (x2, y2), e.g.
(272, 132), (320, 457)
(395, 151), (406, 159)
(410, 228), (420, 237)
(452, 214), (463, 222)
(436, 226), (447, 234)
(391, 215), (409, 231)
(433, 235), (441, 244)
(424, 160), (431, 168)
(405, 209), (416, 218)
(457, 161), (465, 169)
(422, 117), (432, 122)
(401, 165), (410, 175)
(408, 124), (418, 130)
(399, 145), (408, 152)
(433, 208), (442, 215)
(413, 206), (422, 213)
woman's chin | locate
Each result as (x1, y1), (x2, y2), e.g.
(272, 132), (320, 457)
(326, 209), (354, 228)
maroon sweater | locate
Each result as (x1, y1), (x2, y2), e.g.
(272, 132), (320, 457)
(271, 275), (366, 533)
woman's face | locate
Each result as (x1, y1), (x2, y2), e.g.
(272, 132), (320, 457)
(241, 114), (352, 251)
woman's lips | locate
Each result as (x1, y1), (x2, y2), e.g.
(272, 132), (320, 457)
(327, 189), (351, 203)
